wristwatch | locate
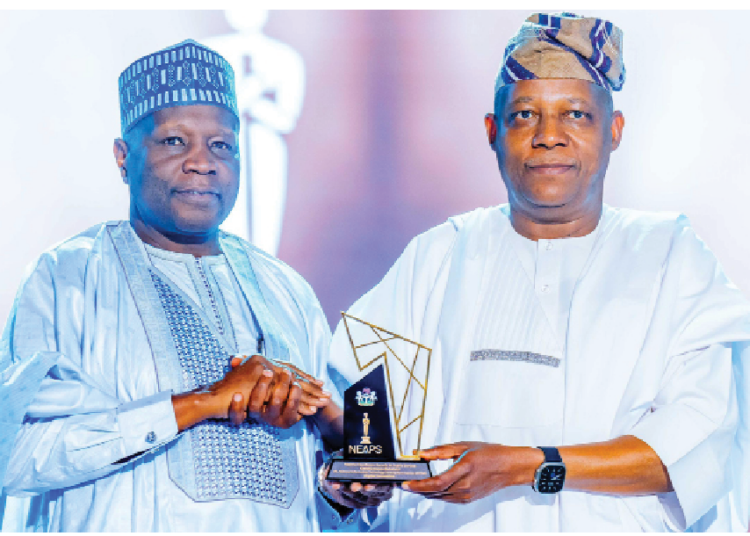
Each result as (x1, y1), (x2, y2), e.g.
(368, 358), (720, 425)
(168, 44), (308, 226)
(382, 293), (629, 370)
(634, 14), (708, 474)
(532, 446), (566, 493)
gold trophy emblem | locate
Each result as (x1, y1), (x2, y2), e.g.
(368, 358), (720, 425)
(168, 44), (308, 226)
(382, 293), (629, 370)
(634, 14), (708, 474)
(361, 413), (371, 445)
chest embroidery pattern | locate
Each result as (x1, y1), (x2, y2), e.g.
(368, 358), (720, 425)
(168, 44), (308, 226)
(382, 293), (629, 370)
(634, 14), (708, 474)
(150, 270), (296, 506)
(470, 349), (560, 368)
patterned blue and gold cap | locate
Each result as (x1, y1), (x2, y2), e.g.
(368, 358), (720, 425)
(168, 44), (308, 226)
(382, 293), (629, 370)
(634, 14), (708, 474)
(496, 13), (625, 95)
(118, 39), (239, 135)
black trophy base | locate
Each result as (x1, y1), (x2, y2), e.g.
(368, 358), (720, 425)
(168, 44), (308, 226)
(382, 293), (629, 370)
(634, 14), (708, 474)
(326, 456), (432, 483)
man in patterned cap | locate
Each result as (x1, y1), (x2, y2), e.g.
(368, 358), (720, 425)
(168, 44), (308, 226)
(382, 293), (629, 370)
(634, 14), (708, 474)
(324, 13), (750, 531)
(0, 39), (388, 531)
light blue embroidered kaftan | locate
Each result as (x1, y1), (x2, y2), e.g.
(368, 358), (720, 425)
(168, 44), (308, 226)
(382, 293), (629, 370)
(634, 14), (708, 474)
(0, 222), (348, 531)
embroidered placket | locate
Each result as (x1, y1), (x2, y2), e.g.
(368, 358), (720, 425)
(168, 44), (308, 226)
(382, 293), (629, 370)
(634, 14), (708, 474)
(150, 270), (296, 506)
(194, 257), (225, 337)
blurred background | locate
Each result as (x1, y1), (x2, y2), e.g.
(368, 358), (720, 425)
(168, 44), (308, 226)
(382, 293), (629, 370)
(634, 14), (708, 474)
(1, 10), (748, 328)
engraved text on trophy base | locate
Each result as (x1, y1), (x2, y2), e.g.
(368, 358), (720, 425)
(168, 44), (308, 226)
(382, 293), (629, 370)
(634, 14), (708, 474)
(328, 459), (432, 483)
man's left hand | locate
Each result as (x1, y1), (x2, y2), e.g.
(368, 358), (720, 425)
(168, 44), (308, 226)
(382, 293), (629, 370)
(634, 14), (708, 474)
(229, 356), (332, 417)
(318, 457), (394, 510)
(227, 367), (303, 429)
(401, 442), (542, 504)
(324, 480), (394, 510)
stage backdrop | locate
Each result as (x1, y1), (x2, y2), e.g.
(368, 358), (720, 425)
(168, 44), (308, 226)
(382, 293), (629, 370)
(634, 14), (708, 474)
(1, 10), (748, 328)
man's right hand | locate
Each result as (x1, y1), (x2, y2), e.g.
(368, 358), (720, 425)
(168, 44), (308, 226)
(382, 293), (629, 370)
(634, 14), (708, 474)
(229, 366), (304, 429)
(213, 354), (277, 423)
(228, 355), (333, 418)
(173, 354), (333, 432)
(231, 356), (344, 448)
(172, 354), (275, 431)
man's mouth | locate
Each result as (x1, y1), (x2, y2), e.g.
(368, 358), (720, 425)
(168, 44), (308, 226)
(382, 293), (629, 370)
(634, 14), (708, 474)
(174, 189), (219, 197)
(173, 189), (220, 204)
(526, 162), (576, 174)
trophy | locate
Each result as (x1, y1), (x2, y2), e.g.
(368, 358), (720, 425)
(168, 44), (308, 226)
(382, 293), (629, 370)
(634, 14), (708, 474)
(326, 313), (433, 483)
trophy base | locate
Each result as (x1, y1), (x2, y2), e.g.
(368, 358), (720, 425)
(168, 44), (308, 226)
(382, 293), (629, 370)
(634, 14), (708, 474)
(326, 456), (432, 483)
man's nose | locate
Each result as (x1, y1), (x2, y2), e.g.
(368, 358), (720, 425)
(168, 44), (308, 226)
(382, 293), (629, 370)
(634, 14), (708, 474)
(532, 116), (568, 149)
(183, 143), (217, 175)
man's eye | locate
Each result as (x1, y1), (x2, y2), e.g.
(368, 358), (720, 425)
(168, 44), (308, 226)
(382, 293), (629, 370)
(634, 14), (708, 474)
(511, 110), (533, 120)
(568, 110), (588, 119)
(212, 141), (233, 151)
(162, 137), (184, 146)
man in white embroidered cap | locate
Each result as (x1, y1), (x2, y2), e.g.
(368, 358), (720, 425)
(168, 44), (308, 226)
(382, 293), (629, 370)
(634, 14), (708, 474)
(0, 39), (389, 531)
(324, 13), (750, 531)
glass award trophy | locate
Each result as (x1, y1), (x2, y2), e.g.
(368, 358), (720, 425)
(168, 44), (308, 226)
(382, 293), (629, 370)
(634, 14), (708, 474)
(326, 313), (433, 483)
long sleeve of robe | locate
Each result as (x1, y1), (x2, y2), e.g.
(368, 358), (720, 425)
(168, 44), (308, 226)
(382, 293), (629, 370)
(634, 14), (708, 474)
(0, 222), (350, 532)
(327, 205), (750, 532)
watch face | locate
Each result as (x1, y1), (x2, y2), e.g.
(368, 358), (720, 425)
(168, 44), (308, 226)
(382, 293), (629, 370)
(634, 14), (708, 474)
(537, 463), (566, 493)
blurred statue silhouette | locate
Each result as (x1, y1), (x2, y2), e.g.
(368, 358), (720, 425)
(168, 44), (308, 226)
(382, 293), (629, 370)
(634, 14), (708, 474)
(207, 9), (305, 255)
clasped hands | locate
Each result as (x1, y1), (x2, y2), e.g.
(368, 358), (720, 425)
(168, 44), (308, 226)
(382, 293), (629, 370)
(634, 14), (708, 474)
(219, 354), (332, 428)
(173, 354), (333, 431)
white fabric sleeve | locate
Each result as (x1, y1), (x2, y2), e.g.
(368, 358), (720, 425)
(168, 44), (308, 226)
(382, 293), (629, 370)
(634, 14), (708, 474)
(116, 391), (178, 459)
(3, 360), (179, 496)
(1, 245), (179, 496)
(728, 341), (750, 530)
(629, 343), (737, 529)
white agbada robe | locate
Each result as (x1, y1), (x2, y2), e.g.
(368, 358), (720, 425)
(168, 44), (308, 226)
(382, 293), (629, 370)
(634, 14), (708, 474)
(0, 221), (349, 532)
(327, 204), (750, 532)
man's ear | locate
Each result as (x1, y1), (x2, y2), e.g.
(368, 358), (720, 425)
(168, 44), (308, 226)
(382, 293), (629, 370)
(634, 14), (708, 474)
(113, 138), (129, 184)
(610, 111), (625, 151)
(484, 113), (498, 147)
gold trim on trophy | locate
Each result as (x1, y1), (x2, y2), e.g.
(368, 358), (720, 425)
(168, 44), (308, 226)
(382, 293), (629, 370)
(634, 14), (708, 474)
(341, 312), (432, 458)
(361, 413), (371, 444)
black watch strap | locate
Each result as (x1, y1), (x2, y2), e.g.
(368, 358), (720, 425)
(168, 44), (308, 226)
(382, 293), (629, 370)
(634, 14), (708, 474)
(538, 446), (562, 463)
